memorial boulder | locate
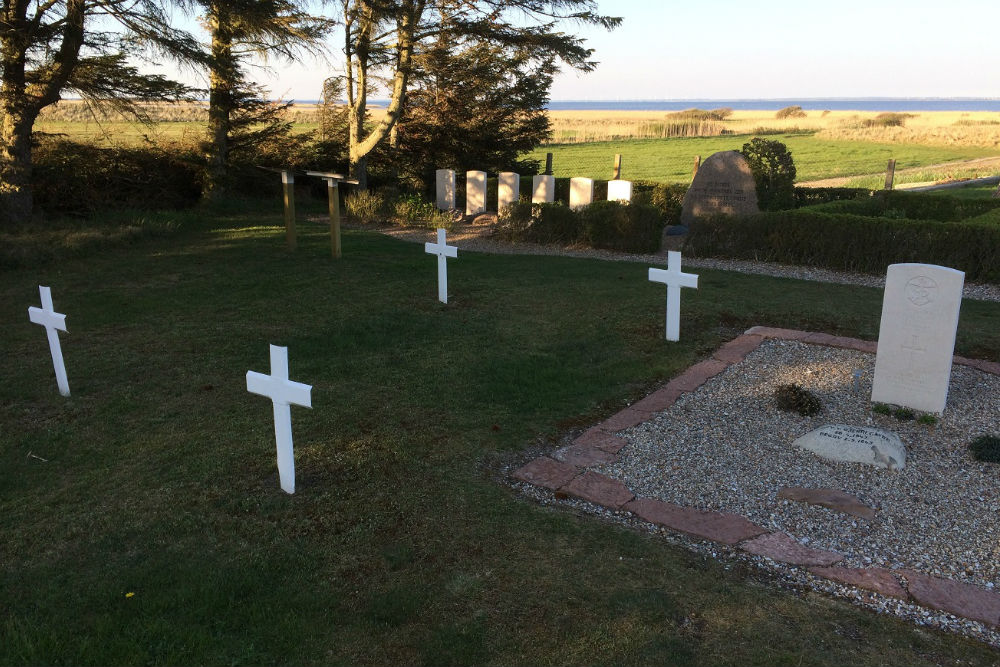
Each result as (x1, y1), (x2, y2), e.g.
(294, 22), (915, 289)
(680, 150), (759, 226)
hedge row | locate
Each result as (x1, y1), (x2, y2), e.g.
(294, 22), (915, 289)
(805, 190), (1000, 222)
(493, 200), (665, 253)
(684, 210), (1000, 283)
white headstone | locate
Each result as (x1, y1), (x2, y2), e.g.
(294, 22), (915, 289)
(531, 175), (555, 204)
(569, 177), (594, 210)
(871, 263), (965, 414)
(498, 172), (520, 212)
(465, 170), (487, 216)
(793, 424), (906, 471)
(424, 228), (458, 304)
(28, 285), (70, 396)
(246, 344), (313, 494)
(648, 251), (698, 341)
(608, 179), (632, 203)
(436, 169), (455, 210)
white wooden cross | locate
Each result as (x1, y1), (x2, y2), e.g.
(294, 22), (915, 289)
(28, 285), (70, 396)
(424, 227), (458, 304)
(648, 251), (699, 341)
(246, 345), (312, 494)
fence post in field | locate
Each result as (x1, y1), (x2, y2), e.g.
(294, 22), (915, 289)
(544, 153), (553, 175)
(884, 159), (896, 191)
(613, 154), (622, 180)
(282, 170), (297, 250)
(693, 155), (701, 178)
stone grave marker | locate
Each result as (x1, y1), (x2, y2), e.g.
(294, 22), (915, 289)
(871, 263), (965, 414)
(424, 228), (458, 304)
(648, 251), (698, 341)
(436, 169), (455, 210)
(607, 179), (632, 203)
(246, 344), (313, 494)
(28, 285), (70, 396)
(498, 172), (519, 211)
(569, 177), (594, 210)
(532, 175), (554, 204)
(793, 424), (906, 470)
(680, 150), (759, 226)
(466, 170), (486, 216)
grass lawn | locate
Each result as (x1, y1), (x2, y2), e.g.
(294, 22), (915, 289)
(3, 201), (1000, 665)
(527, 135), (1000, 184)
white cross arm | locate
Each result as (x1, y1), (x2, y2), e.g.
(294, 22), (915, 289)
(648, 267), (698, 289)
(425, 241), (458, 258)
(28, 306), (67, 331)
(246, 371), (312, 408)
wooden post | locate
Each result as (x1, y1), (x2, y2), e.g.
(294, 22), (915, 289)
(281, 170), (296, 250)
(544, 152), (553, 175)
(613, 154), (622, 180)
(327, 180), (341, 259)
(884, 159), (896, 191)
(693, 155), (701, 177)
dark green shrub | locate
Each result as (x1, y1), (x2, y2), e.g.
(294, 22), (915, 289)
(741, 138), (797, 211)
(793, 187), (872, 208)
(32, 138), (201, 216)
(580, 201), (664, 252)
(872, 403), (892, 415)
(684, 210), (1000, 283)
(527, 203), (581, 244)
(774, 384), (821, 416)
(775, 105), (807, 119)
(917, 414), (938, 426)
(808, 190), (1000, 222)
(893, 407), (915, 421)
(970, 435), (1000, 463)
(493, 201), (533, 240)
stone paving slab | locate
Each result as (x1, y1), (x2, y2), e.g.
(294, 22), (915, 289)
(625, 497), (767, 545)
(630, 386), (685, 414)
(573, 428), (628, 453)
(562, 472), (635, 510)
(512, 457), (579, 490)
(669, 358), (730, 392)
(712, 334), (764, 363)
(810, 566), (906, 599)
(777, 487), (876, 520)
(597, 407), (649, 432)
(745, 326), (810, 340)
(552, 444), (618, 467)
(899, 570), (1000, 628)
(741, 532), (844, 566)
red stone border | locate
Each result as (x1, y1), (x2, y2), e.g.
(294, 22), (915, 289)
(511, 326), (1000, 629)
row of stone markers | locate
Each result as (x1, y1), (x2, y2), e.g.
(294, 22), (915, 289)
(435, 169), (633, 215)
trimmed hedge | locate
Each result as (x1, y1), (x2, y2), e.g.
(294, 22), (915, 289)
(806, 190), (1000, 222)
(684, 210), (1000, 283)
(494, 200), (665, 252)
(793, 187), (871, 207)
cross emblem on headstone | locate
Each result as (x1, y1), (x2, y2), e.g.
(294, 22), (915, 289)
(424, 227), (458, 304)
(648, 251), (699, 341)
(28, 285), (70, 396)
(246, 345), (313, 494)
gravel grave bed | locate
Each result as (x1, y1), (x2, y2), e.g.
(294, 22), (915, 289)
(598, 339), (1000, 590)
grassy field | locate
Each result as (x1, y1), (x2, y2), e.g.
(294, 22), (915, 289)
(3, 201), (1000, 665)
(527, 135), (1000, 184)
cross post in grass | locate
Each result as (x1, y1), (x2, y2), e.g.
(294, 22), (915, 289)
(648, 251), (699, 342)
(306, 171), (359, 259)
(246, 345), (312, 494)
(28, 285), (70, 396)
(424, 228), (458, 304)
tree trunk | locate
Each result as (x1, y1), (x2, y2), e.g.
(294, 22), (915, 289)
(205, 4), (236, 200)
(0, 109), (36, 226)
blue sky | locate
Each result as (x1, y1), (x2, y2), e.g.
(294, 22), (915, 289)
(163, 0), (1000, 101)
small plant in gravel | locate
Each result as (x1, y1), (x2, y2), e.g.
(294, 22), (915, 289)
(774, 383), (821, 416)
(893, 407), (915, 421)
(917, 414), (938, 426)
(871, 403), (892, 416)
(969, 435), (1000, 463)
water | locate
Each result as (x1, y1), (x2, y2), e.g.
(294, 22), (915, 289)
(544, 98), (1000, 112)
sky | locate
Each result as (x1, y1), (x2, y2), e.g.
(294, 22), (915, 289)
(166, 0), (1000, 101)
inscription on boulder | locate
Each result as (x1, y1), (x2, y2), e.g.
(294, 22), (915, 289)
(680, 150), (759, 226)
(793, 424), (906, 470)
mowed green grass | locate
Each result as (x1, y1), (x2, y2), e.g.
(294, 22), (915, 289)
(3, 202), (1000, 665)
(528, 135), (1000, 184)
